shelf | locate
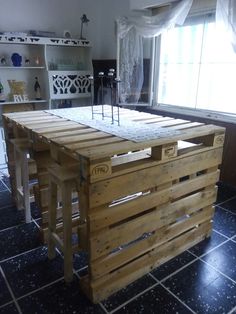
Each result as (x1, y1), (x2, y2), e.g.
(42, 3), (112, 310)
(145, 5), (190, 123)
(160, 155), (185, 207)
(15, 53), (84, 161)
(48, 70), (91, 74)
(0, 66), (45, 69)
(0, 35), (93, 114)
(0, 35), (91, 47)
(0, 99), (47, 106)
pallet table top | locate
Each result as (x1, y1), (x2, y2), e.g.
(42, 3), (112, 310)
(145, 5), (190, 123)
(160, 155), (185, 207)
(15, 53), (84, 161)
(3, 106), (225, 162)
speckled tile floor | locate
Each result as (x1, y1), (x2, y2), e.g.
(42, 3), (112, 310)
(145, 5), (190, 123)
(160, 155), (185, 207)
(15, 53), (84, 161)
(1, 170), (236, 314)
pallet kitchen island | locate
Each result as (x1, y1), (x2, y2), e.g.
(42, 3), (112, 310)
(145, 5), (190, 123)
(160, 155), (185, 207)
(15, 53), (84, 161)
(2, 106), (225, 303)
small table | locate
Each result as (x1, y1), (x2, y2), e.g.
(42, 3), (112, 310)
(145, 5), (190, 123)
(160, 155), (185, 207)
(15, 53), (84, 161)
(3, 106), (225, 303)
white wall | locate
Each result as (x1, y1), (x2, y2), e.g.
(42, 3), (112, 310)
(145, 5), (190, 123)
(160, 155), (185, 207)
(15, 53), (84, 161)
(97, 0), (131, 59)
(0, 0), (82, 38)
(0, 0), (132, 59)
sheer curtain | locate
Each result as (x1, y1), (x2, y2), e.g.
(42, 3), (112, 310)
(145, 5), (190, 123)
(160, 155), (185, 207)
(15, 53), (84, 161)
(216, 0), (236, 53)
(117, 0), (193, 104)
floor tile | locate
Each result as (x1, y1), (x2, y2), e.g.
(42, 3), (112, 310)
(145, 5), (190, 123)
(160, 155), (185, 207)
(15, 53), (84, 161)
(151, 251), (196, 281)
(73, 251), (88, 271)
(102, 274), (156, 312)
(0, 206), (24, 231)
(0, 191), (14, 209)
(1, 246), (64, 298)
(30, 203), (41, 220)
(0, 271), (12, 306)
(213, 206), (236, 238)
(0, 175), (10, 190)
(216, 182), (236, 204)
(0, 222), (41, 261)
(0, 180), (7, 192)
(164, 259), (236, 313)
(202, 240), (236, 281)
(114, 284), (192, 314)
(189, 230), (228, 257)
(0, 302), (18, 314)
(219, 196), (236, 214)
(18, 277), (105, 314)
(77, 266), (88, 278)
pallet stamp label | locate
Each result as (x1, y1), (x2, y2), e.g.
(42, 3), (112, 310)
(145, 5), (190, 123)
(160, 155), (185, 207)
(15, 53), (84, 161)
(90, 162), (111, 180)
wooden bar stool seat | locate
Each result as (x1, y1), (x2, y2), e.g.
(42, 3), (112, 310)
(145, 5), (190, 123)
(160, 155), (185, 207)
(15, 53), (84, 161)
(47, 163), (80, 282)
(11, 138), (33, 223)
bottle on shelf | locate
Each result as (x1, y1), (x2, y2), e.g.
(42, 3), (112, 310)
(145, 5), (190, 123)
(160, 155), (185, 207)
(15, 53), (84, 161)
(34, 77), (42, 100)
(0, 79), (5, 102)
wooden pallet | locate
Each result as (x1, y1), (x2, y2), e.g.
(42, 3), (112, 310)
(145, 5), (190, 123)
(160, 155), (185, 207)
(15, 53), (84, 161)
(2, 107), (225, 302)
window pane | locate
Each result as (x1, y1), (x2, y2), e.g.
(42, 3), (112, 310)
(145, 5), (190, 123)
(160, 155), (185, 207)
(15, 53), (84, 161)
(197, 63), (236, 113)
(156, 17), (236, 115)
(158, 23), (203, 107)
(160, 24), (203, 64)
(158, 63), (199, 107)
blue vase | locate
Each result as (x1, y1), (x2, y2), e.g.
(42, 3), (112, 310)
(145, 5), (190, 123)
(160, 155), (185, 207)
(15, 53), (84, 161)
(11, 53), (22, 67)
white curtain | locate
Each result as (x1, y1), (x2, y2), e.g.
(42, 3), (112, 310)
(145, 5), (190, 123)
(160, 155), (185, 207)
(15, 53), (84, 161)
(216, 0), (236, 53)
(117, 0), (193, 104)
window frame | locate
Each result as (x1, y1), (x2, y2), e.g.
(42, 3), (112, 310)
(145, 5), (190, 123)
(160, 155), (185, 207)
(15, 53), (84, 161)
(151, 10), (236, 124)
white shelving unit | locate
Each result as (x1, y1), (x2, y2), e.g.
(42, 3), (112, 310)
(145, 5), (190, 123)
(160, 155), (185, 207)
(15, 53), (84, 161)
(0, 35), (93, 168)
(0, 34), (93, 113)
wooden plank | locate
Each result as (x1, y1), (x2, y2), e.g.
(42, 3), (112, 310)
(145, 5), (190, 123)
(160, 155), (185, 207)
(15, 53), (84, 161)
(89, 148), (222, 208)
(109, 144), (222, 182)
(21, 119), (69, 128)
(147, 118), (188, 126)
(88, 170), (219, 232)
(167, 122), (205, 130)
(48, 180), (58, 259)
(86, 221), (211, 302)
(90, 205), (214, 279)
(42, 127), (96, 140)
(89, 188), (216, 260)
(66, 137), (126, 152)
(49, 128), (98, 145)
(51, 131), (113, 146)
(77, 124), (225, 160)
(12, 115), (59, 122)
(3, 110), (46, 118)
(33, 122), (81, 133)
(133, 117), (175, 123)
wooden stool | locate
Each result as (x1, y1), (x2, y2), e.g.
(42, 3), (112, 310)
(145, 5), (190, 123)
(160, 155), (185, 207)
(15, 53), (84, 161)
(11, 138), (33, 223)
(47, 163), (80, 282)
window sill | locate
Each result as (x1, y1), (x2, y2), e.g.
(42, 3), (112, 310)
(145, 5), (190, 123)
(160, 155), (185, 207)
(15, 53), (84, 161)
(152, 104), (236, 125)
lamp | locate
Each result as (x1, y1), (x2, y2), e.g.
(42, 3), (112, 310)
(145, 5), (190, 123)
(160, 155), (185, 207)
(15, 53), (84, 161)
(80, 14), (90, 40)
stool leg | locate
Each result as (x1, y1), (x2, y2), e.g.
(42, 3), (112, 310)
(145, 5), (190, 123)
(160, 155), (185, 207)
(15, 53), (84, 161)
(21, 153), (31, 223)
(48, 180), (57, 259)
(14, 148), (23, 210)
(62, 181), (73, 282)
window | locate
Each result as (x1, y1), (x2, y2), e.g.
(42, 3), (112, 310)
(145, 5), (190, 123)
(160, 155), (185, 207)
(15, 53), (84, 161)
(154, 14), (236, 115)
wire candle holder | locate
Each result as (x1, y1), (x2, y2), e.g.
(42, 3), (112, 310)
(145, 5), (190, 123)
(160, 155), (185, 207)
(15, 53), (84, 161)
(89, 69), (121, 125)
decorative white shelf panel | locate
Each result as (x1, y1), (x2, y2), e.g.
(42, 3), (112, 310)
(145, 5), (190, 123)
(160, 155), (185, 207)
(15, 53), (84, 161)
(0, 35), (91, 47)
(0, 99), (47, 106)
(48, 71), (91, 100)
